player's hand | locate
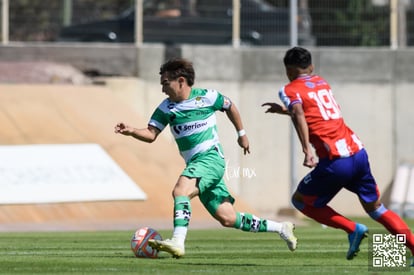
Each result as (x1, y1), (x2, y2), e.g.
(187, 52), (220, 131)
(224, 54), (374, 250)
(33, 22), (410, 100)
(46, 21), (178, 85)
(238, 135), (250, 155)
(114, 122), (134, 136)
(262, 103), (288, 114)
(303, 153), (317, 168)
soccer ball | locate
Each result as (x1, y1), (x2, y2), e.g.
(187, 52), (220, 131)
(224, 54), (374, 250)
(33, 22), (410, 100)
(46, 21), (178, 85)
(131, 227), (162, 258)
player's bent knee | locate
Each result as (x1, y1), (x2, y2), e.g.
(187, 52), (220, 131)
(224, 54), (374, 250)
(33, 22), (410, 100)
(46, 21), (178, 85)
(218, 215), (236, 227)
(367, 203), (387, 220)
(291, 196), (305, 211)
(215, 213), (236, 228)
(220, 219), (234, 228)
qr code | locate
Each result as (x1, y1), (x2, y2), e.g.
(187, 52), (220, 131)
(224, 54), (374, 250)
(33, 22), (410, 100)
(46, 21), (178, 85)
(370, 233), (408, 271)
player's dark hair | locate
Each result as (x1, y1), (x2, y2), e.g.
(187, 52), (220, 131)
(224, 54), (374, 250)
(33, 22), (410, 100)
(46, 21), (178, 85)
(283, 47), (312, 69)
(160, 58), (195, 86)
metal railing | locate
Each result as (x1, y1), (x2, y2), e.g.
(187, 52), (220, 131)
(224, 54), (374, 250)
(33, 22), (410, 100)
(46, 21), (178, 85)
(1, 0), (414, 48)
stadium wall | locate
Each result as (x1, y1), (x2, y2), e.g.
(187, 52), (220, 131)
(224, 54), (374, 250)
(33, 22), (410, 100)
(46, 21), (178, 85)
(1, 43), (414, 218)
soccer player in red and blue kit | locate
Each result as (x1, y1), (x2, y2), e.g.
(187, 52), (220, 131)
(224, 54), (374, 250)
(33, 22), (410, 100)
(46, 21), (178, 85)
(263, 46), (414, 262)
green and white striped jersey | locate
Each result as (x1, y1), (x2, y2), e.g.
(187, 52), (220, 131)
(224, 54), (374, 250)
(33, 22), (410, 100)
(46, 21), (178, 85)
(148, 88), (231, 163)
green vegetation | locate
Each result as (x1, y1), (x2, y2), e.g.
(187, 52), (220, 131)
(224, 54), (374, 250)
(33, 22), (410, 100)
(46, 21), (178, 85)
(0, 217), (412, 274)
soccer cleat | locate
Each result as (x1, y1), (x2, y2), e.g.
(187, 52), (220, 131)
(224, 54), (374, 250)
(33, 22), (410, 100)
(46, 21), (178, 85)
(148, 238), (185, 258)
(346, 223), (368, 260)
(279, 222), (298, 252)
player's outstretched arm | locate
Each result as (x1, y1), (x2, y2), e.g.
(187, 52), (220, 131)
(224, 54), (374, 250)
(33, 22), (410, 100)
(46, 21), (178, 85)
(114, 123), (160, 143)
(262, 102), (290, 115)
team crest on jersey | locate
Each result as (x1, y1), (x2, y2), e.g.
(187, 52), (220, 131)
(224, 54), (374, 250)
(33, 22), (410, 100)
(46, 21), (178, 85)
(305, 82), (315, 88)
(194, 96), (205, 108)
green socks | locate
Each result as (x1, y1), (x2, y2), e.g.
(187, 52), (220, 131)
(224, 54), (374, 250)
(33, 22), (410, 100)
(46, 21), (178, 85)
(174, 196), (192, 227)
(172, 196), (191, 244)
(234, 212), (268, 232)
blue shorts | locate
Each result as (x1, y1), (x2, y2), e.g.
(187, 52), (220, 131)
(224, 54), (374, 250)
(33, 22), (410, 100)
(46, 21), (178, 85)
(296, 148), (380, 207)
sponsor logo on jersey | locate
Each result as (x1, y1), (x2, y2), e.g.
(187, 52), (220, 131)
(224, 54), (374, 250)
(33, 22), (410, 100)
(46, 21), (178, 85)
(173, 121), (208, 135)
(172, 125), (182, 135)
(183, 121), (207, 131)
(195, 110), (210, 116)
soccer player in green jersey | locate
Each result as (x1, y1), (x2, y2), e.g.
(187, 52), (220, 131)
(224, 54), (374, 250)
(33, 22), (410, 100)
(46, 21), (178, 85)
(114, 58), (297, 258)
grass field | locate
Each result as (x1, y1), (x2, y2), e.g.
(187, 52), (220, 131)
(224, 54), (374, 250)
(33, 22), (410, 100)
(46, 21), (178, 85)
(0, 217), (412, 274)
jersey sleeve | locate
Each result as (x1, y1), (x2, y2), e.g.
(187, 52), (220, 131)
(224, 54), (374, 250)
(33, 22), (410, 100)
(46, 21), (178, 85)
(210, 89), (232, 111)
(148, 103), (169, 132)
(279, 85), (302, 111)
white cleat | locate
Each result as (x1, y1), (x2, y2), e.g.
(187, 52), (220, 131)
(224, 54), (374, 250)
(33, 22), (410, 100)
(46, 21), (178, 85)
(279, 222), (297, 252)
(148, 238), (185, 258)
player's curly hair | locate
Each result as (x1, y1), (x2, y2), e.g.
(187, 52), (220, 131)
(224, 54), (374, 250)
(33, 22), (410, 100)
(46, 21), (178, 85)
(283, 46), (312, 69)
(160, 58), (195, 86)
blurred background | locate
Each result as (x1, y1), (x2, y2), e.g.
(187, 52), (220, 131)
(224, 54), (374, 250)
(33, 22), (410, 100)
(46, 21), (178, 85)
(1, 0), (414, 231)
(1, 0), (414, 47)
